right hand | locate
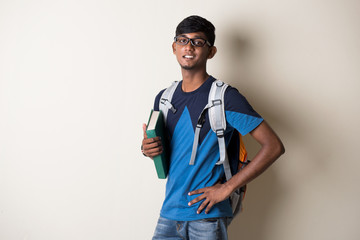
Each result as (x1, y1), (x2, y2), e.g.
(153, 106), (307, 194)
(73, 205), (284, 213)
(142, 123), (163, 158)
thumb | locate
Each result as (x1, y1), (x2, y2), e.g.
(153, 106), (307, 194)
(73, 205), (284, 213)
(142, 123), (148, 138)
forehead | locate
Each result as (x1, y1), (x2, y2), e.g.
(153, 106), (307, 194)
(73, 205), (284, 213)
(178, 32), (207, 39)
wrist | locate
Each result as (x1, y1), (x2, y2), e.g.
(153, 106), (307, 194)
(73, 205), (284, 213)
(223, 181), (236, 196)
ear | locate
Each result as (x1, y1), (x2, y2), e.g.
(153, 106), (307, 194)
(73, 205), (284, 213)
(207, 46), (217, 59)
(172, 42), (176, 54)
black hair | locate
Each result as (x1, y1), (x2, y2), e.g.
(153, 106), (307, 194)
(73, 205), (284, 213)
(175, 15), (216, 46)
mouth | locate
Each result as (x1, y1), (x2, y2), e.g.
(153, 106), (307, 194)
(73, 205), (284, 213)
(183, 55), (195, 59)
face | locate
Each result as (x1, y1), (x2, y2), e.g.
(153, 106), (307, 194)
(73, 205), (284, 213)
(172, 32), (217, 71)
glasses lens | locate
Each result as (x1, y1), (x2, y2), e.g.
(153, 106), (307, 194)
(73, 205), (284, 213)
(191, 38), (206, 47)
(175, 37), (189, 45)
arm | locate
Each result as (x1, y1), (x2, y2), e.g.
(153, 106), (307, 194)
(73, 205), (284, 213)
(188, 121), (285, 214)
(141, 123), (163, 158)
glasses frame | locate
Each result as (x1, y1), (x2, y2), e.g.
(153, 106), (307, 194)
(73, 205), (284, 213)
(174, 36), (212, 47)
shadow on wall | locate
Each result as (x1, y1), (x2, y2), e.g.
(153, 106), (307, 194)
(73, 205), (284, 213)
(223, 29), (289, 240)
(219, 12), (356, 236)
(222, 25), (333, 239)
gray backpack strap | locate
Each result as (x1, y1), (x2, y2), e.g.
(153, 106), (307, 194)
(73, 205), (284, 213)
(159, 81), (179, 123)
(189, 80), (229, 173)
(209, 80), (244, 215)
(189, 80), (222, 165)
(189, 103), (212, 165)
(208, 80), (232, 181)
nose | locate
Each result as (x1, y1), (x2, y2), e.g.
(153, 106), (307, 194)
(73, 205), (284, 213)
(184, 40), (195, 50)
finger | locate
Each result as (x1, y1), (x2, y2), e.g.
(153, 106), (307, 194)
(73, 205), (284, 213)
(204, 202), (214, 214)
(147, 149), (163, 158)
(142, 140), (162, 151)
(144, 145), (162, 156)
(145, 146), (163, 157)
(143, 141), (159, 150)
(188, 187), (207, 196)
(142, 123), (148, 138)
(144, 143), (163, 151)
(145, 137), (162, 144)
(197, 199), (210, 214)
(143, 139), (163, 155)
(143, 136), (161, 145)
(188, 194), (206, 206)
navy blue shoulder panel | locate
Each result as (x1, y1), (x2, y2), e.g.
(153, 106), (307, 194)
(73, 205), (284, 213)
(224, 86), (262, 118)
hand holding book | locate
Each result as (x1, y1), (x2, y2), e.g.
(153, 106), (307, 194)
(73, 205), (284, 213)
(142, 110), (169, 179)
(142, 123), (163, 158)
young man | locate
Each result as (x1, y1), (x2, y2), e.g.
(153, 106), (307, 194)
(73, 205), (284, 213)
(142, 15), (284, 240)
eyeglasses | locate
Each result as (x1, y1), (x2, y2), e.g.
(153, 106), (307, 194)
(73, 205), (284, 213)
(174, 36), (212, 47)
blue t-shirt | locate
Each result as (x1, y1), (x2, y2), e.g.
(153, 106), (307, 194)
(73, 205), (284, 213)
(153, 76), (263, 221)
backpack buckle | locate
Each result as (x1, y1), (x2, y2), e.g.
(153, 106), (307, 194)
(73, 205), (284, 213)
(216, 81), (224, 87)
(197, 113), (206, 128)
(216, 129), (224, 138)
(212, 99), (222, 106)
(161, 98), (177, 113)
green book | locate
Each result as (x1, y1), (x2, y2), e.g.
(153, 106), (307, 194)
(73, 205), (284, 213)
(146, 110), (169, 179)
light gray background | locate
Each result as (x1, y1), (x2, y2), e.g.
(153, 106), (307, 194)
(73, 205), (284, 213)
(1, 0), (359, 239)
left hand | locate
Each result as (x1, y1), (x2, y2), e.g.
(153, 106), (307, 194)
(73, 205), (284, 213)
(188, 182), (233, 214)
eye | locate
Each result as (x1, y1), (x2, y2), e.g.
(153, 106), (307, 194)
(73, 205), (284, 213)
(193, 39), (206, 47)
(177, 37), (188, 45)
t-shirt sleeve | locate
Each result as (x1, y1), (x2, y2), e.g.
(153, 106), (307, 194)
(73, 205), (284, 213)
(224, 86), (263, 135)
(153, 89), (166, 111)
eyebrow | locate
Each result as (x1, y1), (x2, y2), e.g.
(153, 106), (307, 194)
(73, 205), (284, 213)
(179, 34), (205, 39)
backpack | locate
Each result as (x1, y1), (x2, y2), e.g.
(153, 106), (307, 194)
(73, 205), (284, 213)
(159, 79), (249, 216)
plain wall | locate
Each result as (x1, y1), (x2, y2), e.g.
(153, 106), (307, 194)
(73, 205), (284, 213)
(0, 0), (359, 239)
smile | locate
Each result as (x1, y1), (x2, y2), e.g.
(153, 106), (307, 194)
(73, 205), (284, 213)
(183, 55), (194, 59)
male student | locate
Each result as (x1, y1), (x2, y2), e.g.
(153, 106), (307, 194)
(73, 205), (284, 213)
(141, 15), (285, 240)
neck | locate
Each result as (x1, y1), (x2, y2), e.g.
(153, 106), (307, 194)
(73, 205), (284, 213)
(181, 69), (209, 92)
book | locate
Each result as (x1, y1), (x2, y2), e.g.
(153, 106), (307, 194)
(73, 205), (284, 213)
(146, 110), (169, 179)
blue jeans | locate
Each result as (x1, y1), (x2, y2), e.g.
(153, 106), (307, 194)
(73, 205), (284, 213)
(152, 216), (231, 240)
